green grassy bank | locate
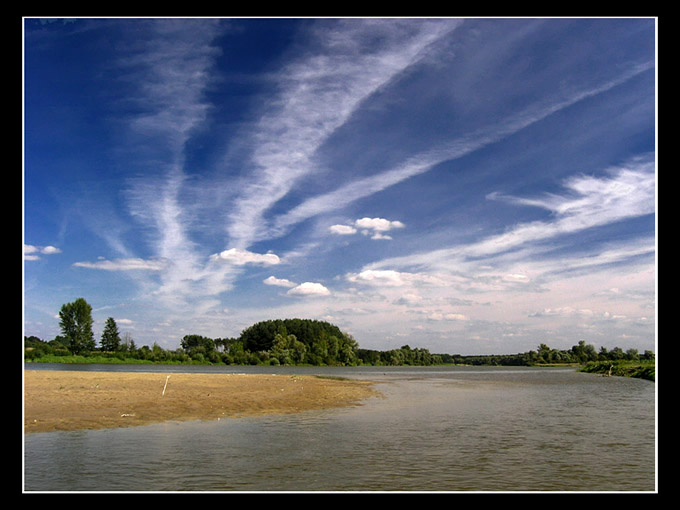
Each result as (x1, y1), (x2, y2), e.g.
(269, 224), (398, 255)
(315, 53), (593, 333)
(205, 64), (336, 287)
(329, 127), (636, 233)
(580, 360), (655, 381)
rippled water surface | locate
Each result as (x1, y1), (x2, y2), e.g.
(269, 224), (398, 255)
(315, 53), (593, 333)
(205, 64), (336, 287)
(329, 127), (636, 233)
(23, 364), (656, 492)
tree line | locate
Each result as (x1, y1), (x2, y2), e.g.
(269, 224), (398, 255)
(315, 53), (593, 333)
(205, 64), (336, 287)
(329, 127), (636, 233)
(24, 298), (654, 367)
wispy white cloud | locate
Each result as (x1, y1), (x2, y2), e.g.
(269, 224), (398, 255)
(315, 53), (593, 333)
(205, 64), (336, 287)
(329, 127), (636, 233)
(427, 312), (468, 321)
(119, 19), (222, 150)
(226, 19), (461, 249)
(327, 154), (656, 351)
(271, 60), (654, 235)
(73, 258), (167, 271)
(367, 156), (655, 273)
(114, 20), (224, 307)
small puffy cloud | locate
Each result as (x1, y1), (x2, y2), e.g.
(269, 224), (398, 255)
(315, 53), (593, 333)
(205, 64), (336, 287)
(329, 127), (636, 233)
(329, 224), (358, 235)
(73, 258), (167, 271)
(211, 248), (280, 266)
(354, 217), (405, 232)
(347, 269), (443, 287)
(287, 282), (331, 297)
(366, 232), (393, 240)
(263, 275), (297, 288)
(40, 245), (62, 255)
(24, 244), (61, 261)
(349, 269), (407, 286)
(329, 217), (404, 240)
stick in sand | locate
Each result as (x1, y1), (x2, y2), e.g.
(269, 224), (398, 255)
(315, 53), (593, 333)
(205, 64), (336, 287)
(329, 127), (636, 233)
(162, 375), (170, 396)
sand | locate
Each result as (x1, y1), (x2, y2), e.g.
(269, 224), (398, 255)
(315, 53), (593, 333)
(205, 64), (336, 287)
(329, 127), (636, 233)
(24, 369), (380, 434)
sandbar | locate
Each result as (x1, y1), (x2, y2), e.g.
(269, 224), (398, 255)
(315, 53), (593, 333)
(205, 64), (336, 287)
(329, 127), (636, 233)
(24, 369), (380, 433)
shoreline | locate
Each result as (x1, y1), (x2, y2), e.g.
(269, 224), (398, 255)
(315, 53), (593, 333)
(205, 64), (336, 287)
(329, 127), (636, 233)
(24, 370), (380, 434)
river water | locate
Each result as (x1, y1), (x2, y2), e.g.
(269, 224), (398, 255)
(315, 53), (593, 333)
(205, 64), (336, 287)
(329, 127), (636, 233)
(23, 364), (656, 492)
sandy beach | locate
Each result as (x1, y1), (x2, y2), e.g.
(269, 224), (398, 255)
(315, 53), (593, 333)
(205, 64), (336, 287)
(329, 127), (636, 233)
(24, 369), (380, 434)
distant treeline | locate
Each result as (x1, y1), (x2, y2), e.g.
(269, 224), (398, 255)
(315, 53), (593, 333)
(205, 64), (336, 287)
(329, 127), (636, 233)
(25, 317), (654, 369)
(25, 300), (654, 369)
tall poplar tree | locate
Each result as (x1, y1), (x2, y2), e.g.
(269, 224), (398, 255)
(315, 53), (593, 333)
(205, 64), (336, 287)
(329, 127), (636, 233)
(58, 298), (95, 354)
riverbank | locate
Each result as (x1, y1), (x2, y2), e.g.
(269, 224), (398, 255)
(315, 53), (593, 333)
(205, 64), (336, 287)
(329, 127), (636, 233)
(24, 370), (380, 434)
(579, 360), (655, 381)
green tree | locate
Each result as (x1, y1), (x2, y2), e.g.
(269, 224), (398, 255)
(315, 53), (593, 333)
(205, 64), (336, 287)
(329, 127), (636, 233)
(100, 317), (121, 352)
(625, 348), (640, 361)
(609, 346), (625, 360)
(59, 298), (95, 354)
(180, 334), (215, 353)
(537, 343), (552, 363)
(151, 342), (167, 361)
(571, 340), (597, 363)
(271, 333), (294, 365)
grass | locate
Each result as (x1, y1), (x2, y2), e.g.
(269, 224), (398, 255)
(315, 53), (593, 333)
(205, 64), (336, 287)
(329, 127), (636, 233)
(580, 360), (655, 381)
(25, 354), (155, 364)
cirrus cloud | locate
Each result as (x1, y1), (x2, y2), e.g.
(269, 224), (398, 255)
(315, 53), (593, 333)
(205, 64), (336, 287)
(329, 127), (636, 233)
(72, 257), (167, 271)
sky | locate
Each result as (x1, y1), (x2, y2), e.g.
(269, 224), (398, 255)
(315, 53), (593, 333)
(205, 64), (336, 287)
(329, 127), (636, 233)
(23, 17), (657, 355)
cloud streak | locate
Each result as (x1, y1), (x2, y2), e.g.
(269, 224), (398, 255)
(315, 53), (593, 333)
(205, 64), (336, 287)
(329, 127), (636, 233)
(225, 18), (462, 249)
(115, 20), (225, 306)
(72, 258), (167, 271)
(367, 155), (655, 274)
(271, 60), (654, 237)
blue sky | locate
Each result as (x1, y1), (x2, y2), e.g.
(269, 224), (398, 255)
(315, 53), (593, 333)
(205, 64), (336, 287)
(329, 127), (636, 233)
(23, 17), (656, 355)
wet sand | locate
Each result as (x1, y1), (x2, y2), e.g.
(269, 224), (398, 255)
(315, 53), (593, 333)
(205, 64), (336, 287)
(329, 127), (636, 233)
(24, 369), (380, 434)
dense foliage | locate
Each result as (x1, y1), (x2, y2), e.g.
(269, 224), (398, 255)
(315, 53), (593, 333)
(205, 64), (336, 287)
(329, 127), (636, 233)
(25, 298), (655, 377)
(57, 298), (95, 355)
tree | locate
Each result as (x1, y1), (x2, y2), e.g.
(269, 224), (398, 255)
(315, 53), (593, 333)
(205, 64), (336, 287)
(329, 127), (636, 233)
(625, 348), (639, 361)
(180, 334), (215, 353)
(59, 298), (95, 354)
(609, 346), (625, 360)
(571, 340), (597, 363)
(121, 332), (136, 353)
(537, 343), (552, 363)
(100, 317), (121, 352)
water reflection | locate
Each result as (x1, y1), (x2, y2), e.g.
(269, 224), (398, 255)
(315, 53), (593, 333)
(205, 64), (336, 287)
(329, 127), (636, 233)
(24, 365), (655, 492)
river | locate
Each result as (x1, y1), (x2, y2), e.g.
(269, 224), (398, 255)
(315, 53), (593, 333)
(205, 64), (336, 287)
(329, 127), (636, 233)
(23, 364), (656, 492)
